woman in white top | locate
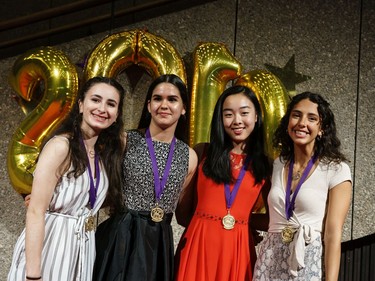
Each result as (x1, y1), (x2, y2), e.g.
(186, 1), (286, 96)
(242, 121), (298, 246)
(253, 92), (352, 281)
(8, 77), (125, 281)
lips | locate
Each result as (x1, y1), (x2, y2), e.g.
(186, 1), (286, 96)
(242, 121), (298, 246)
(294, 130), (308, 137)
(92, 113), (108, 122)
(232, 127), (244, 135)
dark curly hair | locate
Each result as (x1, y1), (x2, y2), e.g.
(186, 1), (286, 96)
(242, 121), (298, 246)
(273, 91), (347, 164)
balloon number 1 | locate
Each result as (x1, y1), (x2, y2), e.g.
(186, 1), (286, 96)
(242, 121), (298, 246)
(7, 29), (289, 195)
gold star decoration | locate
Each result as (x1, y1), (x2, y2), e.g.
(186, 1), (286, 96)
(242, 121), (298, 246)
(265, 55), (311, 96)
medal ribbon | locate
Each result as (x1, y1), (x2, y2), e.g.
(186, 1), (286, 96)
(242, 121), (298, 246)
(285, 154), (317, 220)
(145, 128), (176, 201)
(224, 156), (250, 209)
(80, 137), (100, 209)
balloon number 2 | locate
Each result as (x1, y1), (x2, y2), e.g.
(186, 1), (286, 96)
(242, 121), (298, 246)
(7, 29), (289, 195)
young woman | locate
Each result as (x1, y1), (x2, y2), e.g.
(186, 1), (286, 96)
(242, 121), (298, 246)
(8, 77), (125, 281)
(253, 92), (352, 280)
(174, 85), (271, 281)
(94, 74), (198, 281)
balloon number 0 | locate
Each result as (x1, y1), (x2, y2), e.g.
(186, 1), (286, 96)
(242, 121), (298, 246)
(7, 29), (289, 195)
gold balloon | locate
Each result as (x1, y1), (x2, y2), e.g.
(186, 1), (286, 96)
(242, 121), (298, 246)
(83, 30), (138, 80)
(7, 46), (78, 195)
(189, 42), (242, 146)
(236, 70), (290, 159)
(83, 29), (186, 83)
(136, 30), (186, 82)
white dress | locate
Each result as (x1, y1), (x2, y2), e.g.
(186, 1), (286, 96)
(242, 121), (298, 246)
(253, 157), (351, 281)
(8, 140), (108, 281)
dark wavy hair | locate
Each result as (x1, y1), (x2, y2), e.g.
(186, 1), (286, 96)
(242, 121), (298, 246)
(52, 76), (126, 213)
(273, 91), (347, 164)
(203, 85), (270, 184)
(138, 74), (189, 143)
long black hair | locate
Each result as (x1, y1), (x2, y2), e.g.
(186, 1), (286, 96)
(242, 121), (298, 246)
(203, 85), (270, 184)
(138, 74), (189, 143)
(53, 76), (126, 213)
(273, 91), (347, 164)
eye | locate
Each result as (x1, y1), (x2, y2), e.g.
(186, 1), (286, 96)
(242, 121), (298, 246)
(241, 111), (249, 116)
(223, 113), (233, 118)
(107, 102), (117, 108)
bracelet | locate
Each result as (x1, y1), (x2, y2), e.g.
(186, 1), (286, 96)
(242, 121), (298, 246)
(26, 276), (42, 280)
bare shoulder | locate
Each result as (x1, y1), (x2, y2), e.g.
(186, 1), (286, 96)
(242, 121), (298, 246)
(39, 135), (70, 160)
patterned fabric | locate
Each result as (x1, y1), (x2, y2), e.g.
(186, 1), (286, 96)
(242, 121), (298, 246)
(253, 233), (323, 281)
(123, 130), (189, 213)
(8, 136), (108, 281)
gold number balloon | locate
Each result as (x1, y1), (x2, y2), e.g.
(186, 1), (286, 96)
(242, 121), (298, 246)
(83, 29), (186, 83)
(7, 46), (78, 195)
(236, 70), (289, 159)
(189, 42), (242, 146)
(83, 30), (138, 80)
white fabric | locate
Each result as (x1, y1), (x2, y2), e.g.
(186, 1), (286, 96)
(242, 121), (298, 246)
(8, 148), (108, 281)
(267, 157), (351, 276)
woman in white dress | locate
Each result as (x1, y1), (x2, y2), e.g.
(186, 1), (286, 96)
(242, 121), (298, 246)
(8, 76), (125, 281)
(253, 92), (352, 281)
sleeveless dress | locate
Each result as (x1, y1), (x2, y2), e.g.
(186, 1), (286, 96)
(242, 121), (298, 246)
(94, 130), (189, 281)
(175, 153), (265, 281)
(253, 158), (352, 280)
(8, 136), (109, 281)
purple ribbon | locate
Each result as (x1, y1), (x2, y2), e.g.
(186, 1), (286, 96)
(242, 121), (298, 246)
(224, 156), (250, 209)
(285, 154), (317, 220)
(80, 137), (100, 209)
(145, 128), (176, 201)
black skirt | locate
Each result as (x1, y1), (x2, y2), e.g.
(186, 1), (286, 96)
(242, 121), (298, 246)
(93, 209), (174, 281)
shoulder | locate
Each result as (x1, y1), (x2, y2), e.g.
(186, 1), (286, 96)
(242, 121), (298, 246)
(41, 135), (70, 157)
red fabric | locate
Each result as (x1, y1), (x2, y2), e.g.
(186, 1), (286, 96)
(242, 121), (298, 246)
(175, 154), (264, 281)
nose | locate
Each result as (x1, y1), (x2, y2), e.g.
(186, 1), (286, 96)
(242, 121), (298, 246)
(160, 99), (168, 108)
(298, 116), (306, 126)
(97, 102), (106, 112)
(233, 113), (242, 124)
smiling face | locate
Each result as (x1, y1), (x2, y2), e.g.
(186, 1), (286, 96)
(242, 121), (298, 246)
(287, 98), (322, 150)
(222, 93), (257, 151)
(79, 82), (120, 135)
(147, 82), (186, 131)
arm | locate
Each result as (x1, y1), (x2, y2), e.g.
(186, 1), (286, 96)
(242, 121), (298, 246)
(175, 147), (198, 227)
(324, 180), (352, 281)
(250, 178), (271, 232)
(25, 137), (69, 279)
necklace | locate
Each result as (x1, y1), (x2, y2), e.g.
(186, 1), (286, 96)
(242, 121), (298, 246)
(291, 162), (309, 181)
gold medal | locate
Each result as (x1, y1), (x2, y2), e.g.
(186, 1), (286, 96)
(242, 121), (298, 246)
(281, 225), (296, 243)
(85, 216), (95, 232)
(222, 210), (236, 230)
(150, 204), (164, 222)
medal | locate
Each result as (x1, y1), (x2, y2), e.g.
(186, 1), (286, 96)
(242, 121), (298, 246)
(281, 225), (295, 243)
(151, 204), (165, 222)
(222, 210), (235, 230)
(85, 216), (95, 232)
(145, 128), (176, 222)
(223, 155), (250, 230)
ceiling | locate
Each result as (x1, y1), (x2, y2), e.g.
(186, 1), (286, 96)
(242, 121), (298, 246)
(0, 0), (215, 59)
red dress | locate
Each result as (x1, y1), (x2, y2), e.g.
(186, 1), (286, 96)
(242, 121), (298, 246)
(175, 153), (264, 281)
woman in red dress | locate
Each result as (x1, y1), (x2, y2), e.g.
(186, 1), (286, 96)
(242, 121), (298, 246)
(175, 85), (271, 281)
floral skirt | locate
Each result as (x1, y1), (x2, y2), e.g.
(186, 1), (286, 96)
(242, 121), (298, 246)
(253, 232), (323, 281)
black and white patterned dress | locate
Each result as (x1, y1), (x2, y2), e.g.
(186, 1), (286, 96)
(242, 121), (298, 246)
(94, 129), (189, 281)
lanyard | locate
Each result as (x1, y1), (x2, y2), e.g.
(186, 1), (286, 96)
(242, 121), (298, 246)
(145, 128), (176, 201)
(224, 156), (250, 209)
(80, 138), (100, 209)
(285, 154), (317, 220)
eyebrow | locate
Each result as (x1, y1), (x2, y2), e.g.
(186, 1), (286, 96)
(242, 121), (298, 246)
(223, 105), (251, 111)
(291, 109), (319, 117)
(91, 94), (118, 104)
